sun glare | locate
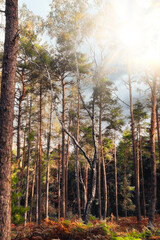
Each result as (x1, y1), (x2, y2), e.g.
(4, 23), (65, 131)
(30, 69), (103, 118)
(97, 0), (160, 69)
(117, 23), (141, 50)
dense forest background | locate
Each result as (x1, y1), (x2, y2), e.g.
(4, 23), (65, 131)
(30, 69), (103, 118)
(0, 0), (160, 239)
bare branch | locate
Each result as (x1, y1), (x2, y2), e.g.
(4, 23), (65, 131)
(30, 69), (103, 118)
(0, 10), (5, 14)
(114, 92), (130, 108)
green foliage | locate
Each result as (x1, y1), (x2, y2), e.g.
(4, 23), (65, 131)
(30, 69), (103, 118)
(11, 165), (28, 225)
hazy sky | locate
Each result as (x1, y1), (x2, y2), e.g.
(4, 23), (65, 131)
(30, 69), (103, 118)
(19, 0), (51, 18)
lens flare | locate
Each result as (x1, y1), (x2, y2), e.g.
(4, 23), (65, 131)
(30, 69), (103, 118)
(95, 0), (160, 69)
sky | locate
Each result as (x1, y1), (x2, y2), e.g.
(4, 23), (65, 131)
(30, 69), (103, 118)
(19, 0), (51, 18)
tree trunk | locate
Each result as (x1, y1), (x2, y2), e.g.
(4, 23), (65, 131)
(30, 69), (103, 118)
(83, 90), (98, 224)
(58, 144), (61, 220)
(0, 0), (18, 238)
(102, 146), (107, 220)
(156, 104), (160, 163)
(98, 95), (102, 220)
(76, 91), (81, 218)
(61, 75), (66, 218)
(128, 70), (141, 221)
(65, 114), (71, 217)
(38, 82), (42, 224)
(139, 136), (146, 218)
(149, 75), (157, 228)
(114, 133), (118, 221)
(29, 162), (36, 222)
(24, 96), (32, 226)
(17, 70), (26, 168)
(21, 128), (26, 183)
(36, 153), (39, 224)
(84, 162), (89, 213)
(124, 148), (127, 217)
(45, 100), (52, 219)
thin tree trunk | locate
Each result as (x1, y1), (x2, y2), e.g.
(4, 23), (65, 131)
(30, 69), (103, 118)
(114, 133), (118, 221)
(128, 69), (141, 221)
(58, 144), (61, 220)
(17, 70), (26, 168)
(61, 75), (66, 218)
(45, 100), (52, 219)
(38, 82), (42, 224)
(21, 128), (26, 182)
(36, 157), (39, 224)
(139, 135), (146, 218)
(24, 97), (32, 226)
(149, 75), (157, 228)
(65, 114), (71, 216)
(156, 104), (160, 163)
(98, 95), (102, 220)
(84, 162), (89, 213)
(124, 148), (127, 217)
(29, 162), (36, 222)
(17, 73), (26, 207)
(0, 1), (18, 238)
(76, 91), (81, 218)
(83, 90), (98, 224)
(102, 146), (107, 220)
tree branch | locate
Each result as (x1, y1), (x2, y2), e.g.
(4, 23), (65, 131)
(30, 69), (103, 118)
(0, 10), (5, 14)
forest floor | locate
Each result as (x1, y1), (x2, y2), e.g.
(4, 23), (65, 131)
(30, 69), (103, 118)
(11, 215), (160, 240)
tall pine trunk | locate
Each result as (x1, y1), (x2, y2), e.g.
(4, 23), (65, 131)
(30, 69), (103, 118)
(45, 100), (52, 219)
(24, 97), (32, 226)
(98, 95), (102, 220)
(38, 82), (43, 224)
(128, 70), (141, 221)
(29, 162), (36, 222)
(139, 135), (146, 218)
(114, 133), (118, 221)
(61, 75), (66, 218)
(65, 113), (71, 216)
(84, 162), (88, 213)
(149, 75), (157, 227)
(58, 144), (61, 219)
(156, 104), (160, 163)
(0, 1), (18, 238)
(17, 70), (26, 167)
(102, 146), (107, 220)
(83, 90), (98, 224)
(76, 91), (81, 218)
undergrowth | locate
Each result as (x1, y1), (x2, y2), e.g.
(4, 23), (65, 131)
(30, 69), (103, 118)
(11, 216), (160, 240)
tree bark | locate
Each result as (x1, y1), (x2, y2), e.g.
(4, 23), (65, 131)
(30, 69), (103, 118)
(149, 75), (157, 228)
(83, 89), (98, 224)
(38, 82), (42, 224)
(58, 144), (61, 220)
(102, 146), (107, 220)
(61, 75), (66, 218)
(45, 100), (52, 219)
(21, 128), (26, 184)
(65, 114), (71, 217)
(24, 96), (32, 226)
(114, 133), (118, 221)
(124, 148), (127, 217)
(76, 91), (81, 218)
(156, 104), (160, 163)
(128, 69), (141, 221)
(29, 162), (36, 222)
(17, 70), (26, 168)
(0, 0), (18, 238)
(84, 162), (89, 213)
(98, 95), (102, 220)
(139, 135), (146, 218)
